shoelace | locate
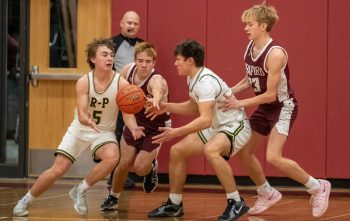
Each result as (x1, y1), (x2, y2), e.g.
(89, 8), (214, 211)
(77, 192), (87, 207)
(254, 195), (270, 207)
(222, 202), (234, 215)
(159, 201), (173, 209)
(310, 194), (325, 207)
(19, 197), (30, 208)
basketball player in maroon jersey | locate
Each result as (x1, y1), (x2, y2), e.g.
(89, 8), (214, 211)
(221, 3), (331, 218)
(100, 42), (171, 211)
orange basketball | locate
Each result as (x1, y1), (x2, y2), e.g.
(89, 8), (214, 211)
(116, 84), (146, 114)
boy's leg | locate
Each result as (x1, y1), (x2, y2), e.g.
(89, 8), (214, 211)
(13, 155), (72, 217)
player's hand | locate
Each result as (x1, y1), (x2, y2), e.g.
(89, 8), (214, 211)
(152, 127), (177, 144)
(131, 126), (145, 140)
(218, 94), (241, 112)
(87, 111), (100, 132)
(144, 97), (166, 120)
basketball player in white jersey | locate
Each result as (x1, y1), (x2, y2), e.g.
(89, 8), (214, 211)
(146, 39), (252, 221)
(221, 3), (331, 218)
(13, 38), (145, 217)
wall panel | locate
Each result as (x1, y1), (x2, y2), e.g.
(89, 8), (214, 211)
(110, 0), (348, 179)
(327, 0), (350, 178)
(147, 0), (207, 174)
(264, 0), (328, 177)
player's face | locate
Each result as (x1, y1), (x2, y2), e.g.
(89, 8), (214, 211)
(243, 18), (264, 40)
(174, 55), (190, 76)
(120, 13), (140, 38)
(91, 46), (114, 71)
(135, 52), (155, 77)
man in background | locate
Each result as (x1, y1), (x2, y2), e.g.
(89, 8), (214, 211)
(108, 11), (144, 188)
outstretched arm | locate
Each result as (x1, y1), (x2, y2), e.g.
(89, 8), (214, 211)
(231, 75), (251, 94)
(152, 100), (214, 143)
(145, 99), (199, 120)
(148, 75), (168, 109)
(117, 76), (145, 139)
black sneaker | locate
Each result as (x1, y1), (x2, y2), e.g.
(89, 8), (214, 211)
(217, 198), (249, 221)
(143, 159), (158, 193)
(107, 173), (113, 187)
(148, 198), (184, 218)
(124, 176), (136, 189)
(100, 195), (118, 211)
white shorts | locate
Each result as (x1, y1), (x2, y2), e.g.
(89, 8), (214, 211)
(55, 129), (118, 163)
(197, 120), (251, 160)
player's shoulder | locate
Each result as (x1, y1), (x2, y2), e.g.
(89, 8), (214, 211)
(268, 47), (286, 60)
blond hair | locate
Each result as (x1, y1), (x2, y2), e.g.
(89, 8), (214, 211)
(241, 2), (279, 32)
(134, 42), (157, 60)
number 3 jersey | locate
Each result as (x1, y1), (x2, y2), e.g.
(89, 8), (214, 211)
(244, 39), (297, 106)
(69, 71), (120, 141)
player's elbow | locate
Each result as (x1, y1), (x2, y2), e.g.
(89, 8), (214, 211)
(265, 92), (277, 103)
(201, 118), (212, 129)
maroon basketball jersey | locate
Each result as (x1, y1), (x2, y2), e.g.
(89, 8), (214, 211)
(244, 39), (296, 106)
(126, 64), (170, 130)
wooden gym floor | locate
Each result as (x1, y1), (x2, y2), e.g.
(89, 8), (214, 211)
(0, 178), (349, 221)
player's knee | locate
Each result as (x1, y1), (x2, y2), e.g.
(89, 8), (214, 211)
(133, 164), (148, 176)
(170, 144), (183, 159)
(50, 165), (68, 178)
(203, 146), (220, 161)
(266, 154), (282, 167)
(101, 154), (119, 170)
(118, 158), (132, 171)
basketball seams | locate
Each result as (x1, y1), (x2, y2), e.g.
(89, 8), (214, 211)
(116, 85), (146, 114)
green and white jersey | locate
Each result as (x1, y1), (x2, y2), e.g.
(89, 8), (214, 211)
(187, 67), (247, 130)
(69, 71), (120, 141)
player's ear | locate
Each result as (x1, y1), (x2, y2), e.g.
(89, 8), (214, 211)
(187, 57), (194, 65)
(90, 56), (96, 64)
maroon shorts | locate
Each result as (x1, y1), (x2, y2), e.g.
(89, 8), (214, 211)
(123, 127), (161, 152)
(250, 99), (298, 136)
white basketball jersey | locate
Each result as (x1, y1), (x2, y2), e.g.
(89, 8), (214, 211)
(187, 67), (247, 130)
(69, 71), (120, 141)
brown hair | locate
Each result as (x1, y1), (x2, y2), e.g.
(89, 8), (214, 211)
(85, 38), (115, 69)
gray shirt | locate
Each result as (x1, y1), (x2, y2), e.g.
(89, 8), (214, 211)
(114, 41), (135, 72)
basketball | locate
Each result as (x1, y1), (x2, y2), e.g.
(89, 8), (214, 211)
(116, 84), (146, 114)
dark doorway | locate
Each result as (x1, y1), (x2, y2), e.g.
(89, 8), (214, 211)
(0, 0), (29, 177)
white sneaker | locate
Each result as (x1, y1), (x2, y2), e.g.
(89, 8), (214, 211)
(248, 187), (282, 215)
(69, 185), (88, 215)
(13, 196), (31, 217)
(308, 179), (331, 217)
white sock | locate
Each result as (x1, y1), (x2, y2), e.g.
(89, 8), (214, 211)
(257, 181), (272, 195)
(26, 191), (37, 202)
(169, 193), (182, 205)
(110, 190), (121, 198)
(304, 176), (321, 190)
(226, 191), (241, 202)
(77, 179), (90, 193)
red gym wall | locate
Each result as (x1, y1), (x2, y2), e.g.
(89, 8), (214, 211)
(111, 0), (350, 179)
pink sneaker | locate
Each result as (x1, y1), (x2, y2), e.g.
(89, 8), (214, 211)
(248, 187), (282, 215)
(308, 179), (331, 217)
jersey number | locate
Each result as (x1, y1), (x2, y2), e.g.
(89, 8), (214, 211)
(93, 111), (102, 125)
(249, 77), (261, 92)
